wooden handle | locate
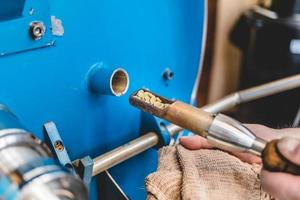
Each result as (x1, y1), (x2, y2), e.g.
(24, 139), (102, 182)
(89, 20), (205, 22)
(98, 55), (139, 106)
(262, 139), (300, 175)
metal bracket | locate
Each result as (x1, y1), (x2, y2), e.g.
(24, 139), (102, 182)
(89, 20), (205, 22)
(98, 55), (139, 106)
(73, 156), (94, 187)
(43, 121), (76, 175)
(43, 121), (95, 188)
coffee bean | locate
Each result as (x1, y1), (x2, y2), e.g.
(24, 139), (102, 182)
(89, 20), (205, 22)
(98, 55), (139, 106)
(135, 90), (168, 109)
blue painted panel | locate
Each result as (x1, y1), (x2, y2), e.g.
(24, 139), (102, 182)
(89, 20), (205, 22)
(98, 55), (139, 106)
(0, 0), (53, 55)
(0, 0), (205, 199)
(0, 0), (25, 20)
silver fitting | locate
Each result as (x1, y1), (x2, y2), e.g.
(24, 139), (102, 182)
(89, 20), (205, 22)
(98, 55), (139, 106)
(29, 21), (46, 40)
(207, 114), (266, 156)
(0, 129), (88, 200)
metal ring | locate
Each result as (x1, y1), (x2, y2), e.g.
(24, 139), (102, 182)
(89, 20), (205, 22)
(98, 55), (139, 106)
(0, 129), (52, 157)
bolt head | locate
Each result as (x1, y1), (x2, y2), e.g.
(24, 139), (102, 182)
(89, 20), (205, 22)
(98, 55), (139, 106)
(29, 21), (46, 40)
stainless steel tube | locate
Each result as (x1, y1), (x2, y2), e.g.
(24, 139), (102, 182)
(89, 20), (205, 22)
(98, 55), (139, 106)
(167, 124), (182, 137)
(238, 74), (300, 102)
(92, 132), (159, 176)
(293, 107), (300, 127)
(204, 73), (300, 113)
(167, 74), (300, 135)
(201, 93), (241, 113)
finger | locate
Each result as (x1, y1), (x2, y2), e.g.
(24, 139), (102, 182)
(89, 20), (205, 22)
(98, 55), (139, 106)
(261, 170), (300, 200)
(180, 135), (262, 163)
(231, 152), (262, 164)
(179, 135), (213, 150)
(275, 128), (300, 139)
(277, 137), (300, 165)
(245, 124), (300, 141)
(244, 124), (277, 141)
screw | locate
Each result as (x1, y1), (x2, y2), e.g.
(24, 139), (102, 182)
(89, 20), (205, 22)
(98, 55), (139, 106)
(163, 68), (174, 80)
(29, 21), (46, 40)
(54, 140), (64, 152)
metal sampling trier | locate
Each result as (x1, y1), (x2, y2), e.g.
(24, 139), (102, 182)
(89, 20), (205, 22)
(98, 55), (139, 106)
(130, 89), (300, 175)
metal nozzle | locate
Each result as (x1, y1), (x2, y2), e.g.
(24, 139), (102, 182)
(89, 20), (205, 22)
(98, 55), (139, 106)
(207, 114), (267, 156)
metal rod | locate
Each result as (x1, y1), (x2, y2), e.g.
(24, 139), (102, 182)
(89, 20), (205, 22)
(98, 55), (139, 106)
(238, 74), (300, 102)
(167, 74), (300, 135)
(204, 73), (300, 113)
(92, 132), (159, 176)
(293, 107), (300, 127)
(201, 93), (240, 113)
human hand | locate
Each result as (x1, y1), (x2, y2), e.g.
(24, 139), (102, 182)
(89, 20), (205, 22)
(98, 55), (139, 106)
(180, 124), (300, 199)
(180, 124), (300, 164)
(261, 137), (300, 200)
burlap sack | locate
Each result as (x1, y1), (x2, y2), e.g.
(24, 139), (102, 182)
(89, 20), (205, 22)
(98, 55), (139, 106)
(146, 145), (272, 200)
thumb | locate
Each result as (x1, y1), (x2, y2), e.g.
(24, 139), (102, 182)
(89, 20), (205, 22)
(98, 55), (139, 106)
(277, 137), (300, 165)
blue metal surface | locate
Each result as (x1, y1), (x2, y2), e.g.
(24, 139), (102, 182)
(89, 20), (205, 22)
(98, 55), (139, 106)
(0, 0), (205, 199)
(0, 105), (23, 130)
(0, 0), (53, 56)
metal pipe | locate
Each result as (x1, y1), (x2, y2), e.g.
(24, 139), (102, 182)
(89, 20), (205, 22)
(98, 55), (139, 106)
(92, 132), (159, 176)
(238, 74), (300, 102)
(87, 63), (130, 96)
(167, 74), (300, 135)
(167, 124), (182, 137)
(293, 107), (300, 127)
(202, 93), (241, 113)
(204, 73), (300, 112)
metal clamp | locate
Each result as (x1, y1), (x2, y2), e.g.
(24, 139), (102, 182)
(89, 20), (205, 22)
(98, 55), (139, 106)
(44, 121), (95, 188)
(43, 121), (76, 175)
(73, 156), (94, 187)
